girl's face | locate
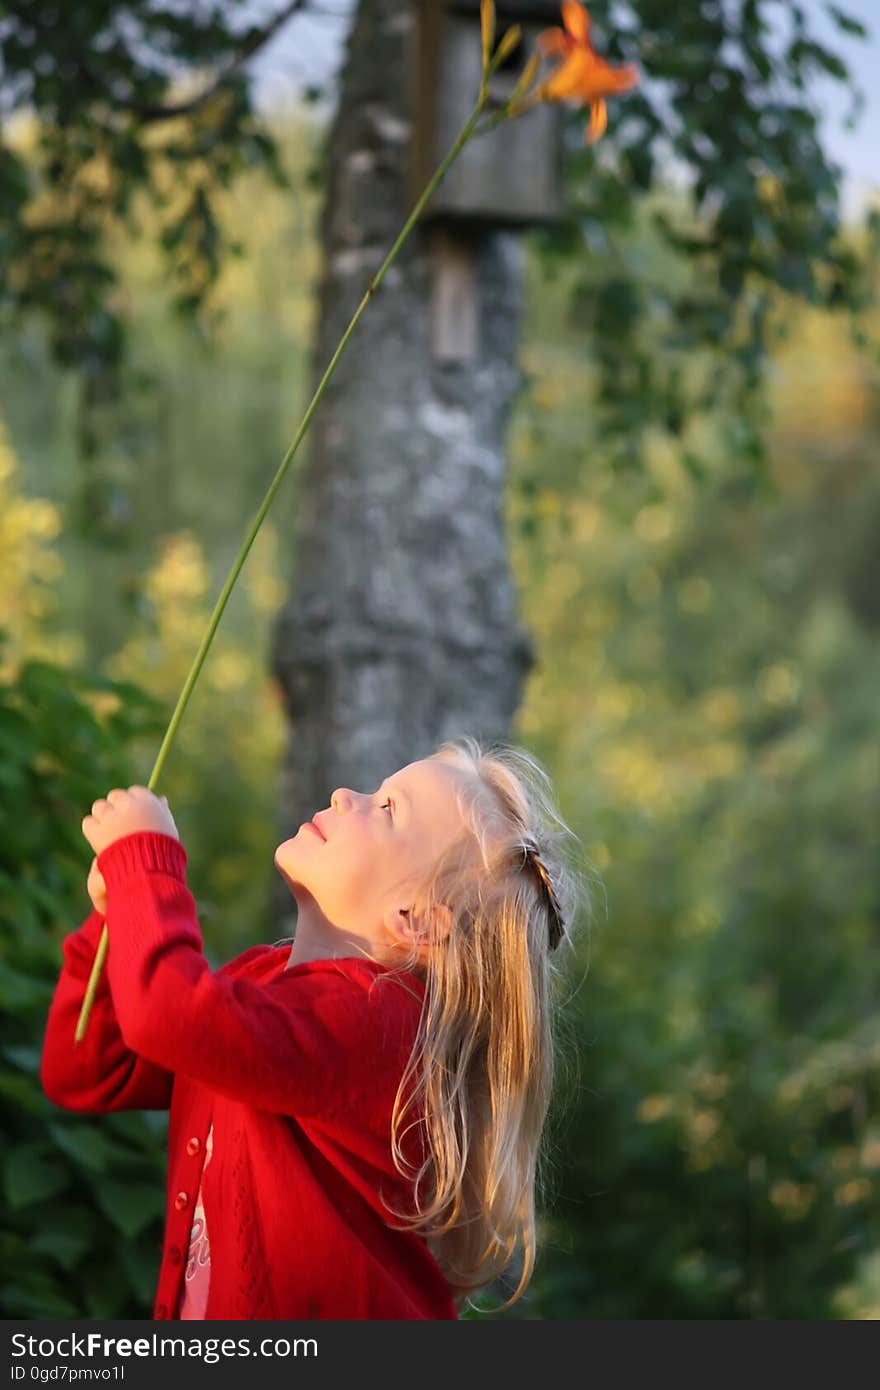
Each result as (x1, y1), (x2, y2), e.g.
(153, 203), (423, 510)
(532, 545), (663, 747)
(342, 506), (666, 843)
(274, 758), (469, 959)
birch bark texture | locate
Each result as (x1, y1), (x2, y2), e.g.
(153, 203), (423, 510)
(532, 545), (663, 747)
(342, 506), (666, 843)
(268, 0), (537, 936)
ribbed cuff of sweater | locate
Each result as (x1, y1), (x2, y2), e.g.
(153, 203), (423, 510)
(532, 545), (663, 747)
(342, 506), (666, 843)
(96, 831), (188, 891)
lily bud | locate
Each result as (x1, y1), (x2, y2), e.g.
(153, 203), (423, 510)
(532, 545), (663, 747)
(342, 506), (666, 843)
(480, 0), (496, 72)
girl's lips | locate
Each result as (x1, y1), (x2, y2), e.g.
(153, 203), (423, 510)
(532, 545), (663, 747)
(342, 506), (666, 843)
(306, 819), (326, 841)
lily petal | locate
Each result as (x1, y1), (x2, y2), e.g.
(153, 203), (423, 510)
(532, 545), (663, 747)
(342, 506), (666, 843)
(587, 98), (607, 143)
(597, 61), (640, 94)
(541, 48), (592, 100)
(562, 1), (591, 44)
(537, 28), (569, 58)
(573, 61), (640, 102)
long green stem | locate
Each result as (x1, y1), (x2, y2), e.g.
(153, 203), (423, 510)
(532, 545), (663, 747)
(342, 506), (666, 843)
(74, 90), (489, 1044)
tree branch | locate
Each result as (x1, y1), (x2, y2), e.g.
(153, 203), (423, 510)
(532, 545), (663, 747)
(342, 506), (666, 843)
(59, 0), (308, 126)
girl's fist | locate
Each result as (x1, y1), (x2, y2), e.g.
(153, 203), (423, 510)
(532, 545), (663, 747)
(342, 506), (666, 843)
(87, 858), (108, 916)
(82, 785), (179, 858)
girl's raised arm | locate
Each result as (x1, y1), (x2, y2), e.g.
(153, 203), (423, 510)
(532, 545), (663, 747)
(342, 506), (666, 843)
(40, 905), (175, 1112)
(92, 832), (420, 1121)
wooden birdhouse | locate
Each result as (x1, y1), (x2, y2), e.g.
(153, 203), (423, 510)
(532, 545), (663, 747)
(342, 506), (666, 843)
(410, 0), (566, 363)
(411, 0), (565, 228)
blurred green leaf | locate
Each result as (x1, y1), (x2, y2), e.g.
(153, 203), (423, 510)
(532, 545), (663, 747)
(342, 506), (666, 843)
(93, 1179), (161, 1240)
(4, 1143), (70, 1209)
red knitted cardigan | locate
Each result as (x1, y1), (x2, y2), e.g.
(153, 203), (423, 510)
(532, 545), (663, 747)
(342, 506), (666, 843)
(40, 830), (458, 1320)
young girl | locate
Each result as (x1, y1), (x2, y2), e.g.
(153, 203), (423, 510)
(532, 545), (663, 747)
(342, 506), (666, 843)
(40, 735), (589, 1319)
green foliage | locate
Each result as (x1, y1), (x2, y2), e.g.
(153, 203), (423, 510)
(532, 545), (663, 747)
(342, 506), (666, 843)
(0, 1), (292, 378)
(1, 0), (876, 504)
(505, 252), (880, 1315)
(0, 641), (170, 1317)
(531, 0), (877, 477)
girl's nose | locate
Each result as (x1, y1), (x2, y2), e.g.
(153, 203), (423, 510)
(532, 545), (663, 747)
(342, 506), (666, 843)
(330, 788), (353, 813)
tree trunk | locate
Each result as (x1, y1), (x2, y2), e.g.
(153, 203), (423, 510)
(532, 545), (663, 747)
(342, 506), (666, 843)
(267, 0), (536, 937)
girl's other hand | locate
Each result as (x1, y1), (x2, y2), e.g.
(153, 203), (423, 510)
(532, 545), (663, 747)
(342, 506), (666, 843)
(82, 785), (180, 859)
(87, 857), (108, 916)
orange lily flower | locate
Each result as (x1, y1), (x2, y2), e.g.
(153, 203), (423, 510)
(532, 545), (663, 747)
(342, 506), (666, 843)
(536, 1), (639, 142)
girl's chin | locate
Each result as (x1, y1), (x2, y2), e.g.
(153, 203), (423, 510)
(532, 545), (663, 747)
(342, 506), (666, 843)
(275, 859), (303, 897)
(274, 842), (302, 880)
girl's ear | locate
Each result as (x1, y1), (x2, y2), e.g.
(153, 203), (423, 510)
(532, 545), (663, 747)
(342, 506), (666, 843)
(386, 900), (454, 949)
(425, 901), (454, 946)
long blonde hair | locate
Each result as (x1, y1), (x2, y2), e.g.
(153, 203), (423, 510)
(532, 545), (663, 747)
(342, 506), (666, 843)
(376, 735), (599, 1315)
